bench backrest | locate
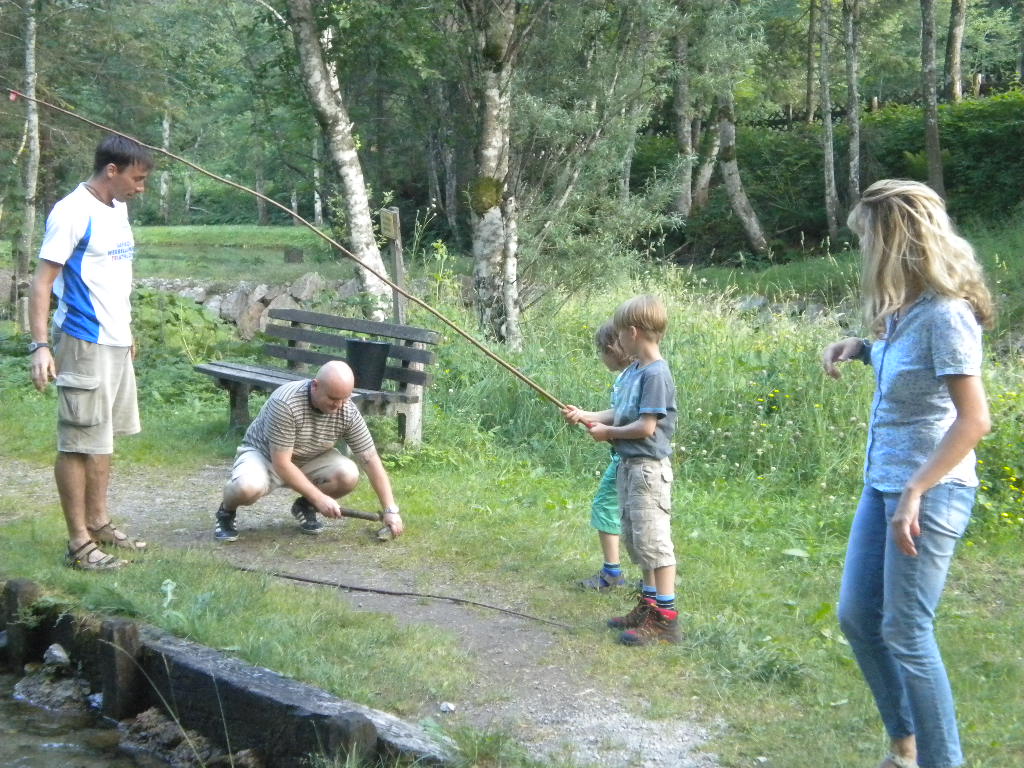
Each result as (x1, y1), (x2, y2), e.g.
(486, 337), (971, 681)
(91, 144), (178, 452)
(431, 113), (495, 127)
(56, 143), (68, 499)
(263, 308), (440, 390)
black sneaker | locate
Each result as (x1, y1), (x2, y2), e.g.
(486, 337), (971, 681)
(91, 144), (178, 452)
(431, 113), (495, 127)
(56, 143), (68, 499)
(214, 506), (238, 542)
(291, 497), (325, 535)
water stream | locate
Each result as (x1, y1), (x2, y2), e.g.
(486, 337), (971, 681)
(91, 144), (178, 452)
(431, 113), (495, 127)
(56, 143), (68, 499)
(0, 673), (151, 767)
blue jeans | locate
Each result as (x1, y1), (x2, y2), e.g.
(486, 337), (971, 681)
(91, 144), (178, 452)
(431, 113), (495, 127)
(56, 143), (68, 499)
(838, 483), (975, 768)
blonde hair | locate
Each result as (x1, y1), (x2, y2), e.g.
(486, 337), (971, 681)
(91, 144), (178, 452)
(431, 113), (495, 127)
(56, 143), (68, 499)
(612, 294), (668, 340)
(849, 179), (993, 336)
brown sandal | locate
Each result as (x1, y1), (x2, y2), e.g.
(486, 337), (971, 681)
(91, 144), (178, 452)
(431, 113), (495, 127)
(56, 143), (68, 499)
(65, 541), (126, 570)
(86, 522), (147, 552)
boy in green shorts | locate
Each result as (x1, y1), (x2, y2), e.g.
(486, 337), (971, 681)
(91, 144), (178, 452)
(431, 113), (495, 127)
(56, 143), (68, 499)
(565, 295), (679, 645)
(577, 321), (632, 590)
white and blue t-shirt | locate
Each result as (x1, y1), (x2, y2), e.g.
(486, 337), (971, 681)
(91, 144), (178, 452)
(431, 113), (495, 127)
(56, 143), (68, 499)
(38, 184), (135, 347)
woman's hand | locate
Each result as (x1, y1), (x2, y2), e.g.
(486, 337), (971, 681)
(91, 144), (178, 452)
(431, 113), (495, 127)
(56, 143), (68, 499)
(822, 337), (866, 379)
(892, 489), (922, 557)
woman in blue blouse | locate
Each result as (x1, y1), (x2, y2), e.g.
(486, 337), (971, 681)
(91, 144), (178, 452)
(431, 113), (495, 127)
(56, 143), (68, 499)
(822, 179), (993, 768)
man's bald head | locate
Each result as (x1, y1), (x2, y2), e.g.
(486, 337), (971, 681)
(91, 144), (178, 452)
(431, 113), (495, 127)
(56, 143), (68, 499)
(310, 361), (354, 413)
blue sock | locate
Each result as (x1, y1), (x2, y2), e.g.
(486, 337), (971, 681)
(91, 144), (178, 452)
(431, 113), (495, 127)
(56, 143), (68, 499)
(656, 594), (675, 611)
(602, 562), (622, 577)
(642, 585), (657, 601)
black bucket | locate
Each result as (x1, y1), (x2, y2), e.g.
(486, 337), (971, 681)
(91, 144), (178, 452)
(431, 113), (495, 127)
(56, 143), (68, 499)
(347, 339), (391, 390)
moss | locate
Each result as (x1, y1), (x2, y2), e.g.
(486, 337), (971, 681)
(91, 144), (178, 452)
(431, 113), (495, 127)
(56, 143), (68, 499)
(468, 177), (504, 215)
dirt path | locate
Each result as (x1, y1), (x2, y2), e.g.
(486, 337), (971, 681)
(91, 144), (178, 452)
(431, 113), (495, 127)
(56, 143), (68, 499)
(1, 459), (720, 768)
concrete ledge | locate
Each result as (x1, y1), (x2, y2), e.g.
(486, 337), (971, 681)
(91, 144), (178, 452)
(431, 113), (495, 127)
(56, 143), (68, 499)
(0, 578), (454, 766)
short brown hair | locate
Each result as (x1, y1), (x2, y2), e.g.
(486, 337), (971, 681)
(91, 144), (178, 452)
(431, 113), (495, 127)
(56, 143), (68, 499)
(594, 320), (618, 352)
(612, 294), (667, 340)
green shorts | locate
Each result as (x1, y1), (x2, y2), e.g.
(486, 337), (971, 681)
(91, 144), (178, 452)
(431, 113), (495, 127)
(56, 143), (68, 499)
(590, 456), (621, 535)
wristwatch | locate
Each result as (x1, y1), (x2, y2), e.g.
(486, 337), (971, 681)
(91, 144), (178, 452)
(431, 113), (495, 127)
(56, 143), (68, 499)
(382, 505), (400, 517)
(27, 341), (50, 354)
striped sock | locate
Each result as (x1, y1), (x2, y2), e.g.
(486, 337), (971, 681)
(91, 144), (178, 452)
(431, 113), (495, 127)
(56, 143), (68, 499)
(642, 585), (657, 602)
(602, 562), (622, 577)
(656, 594), (675, 611)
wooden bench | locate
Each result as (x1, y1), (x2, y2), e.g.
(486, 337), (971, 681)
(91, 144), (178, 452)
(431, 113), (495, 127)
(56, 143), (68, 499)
(195, 308), (440, 446)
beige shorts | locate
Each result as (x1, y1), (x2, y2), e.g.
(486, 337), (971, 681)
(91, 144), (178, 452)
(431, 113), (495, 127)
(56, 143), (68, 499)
(54, 331), (140, 454)
(228, 446), (356, 499)
(617, 456), (675, 571)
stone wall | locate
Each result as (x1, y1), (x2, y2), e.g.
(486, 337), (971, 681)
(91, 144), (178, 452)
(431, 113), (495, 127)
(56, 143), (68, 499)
(136, 272), (363, 340)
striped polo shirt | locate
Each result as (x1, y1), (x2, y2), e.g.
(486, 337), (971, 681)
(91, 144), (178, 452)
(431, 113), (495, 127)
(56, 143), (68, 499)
(242, 379), (375, 462)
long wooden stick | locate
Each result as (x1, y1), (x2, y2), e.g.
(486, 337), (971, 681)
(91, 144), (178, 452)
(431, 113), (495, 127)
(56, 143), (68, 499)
(4, 87), (569, 411)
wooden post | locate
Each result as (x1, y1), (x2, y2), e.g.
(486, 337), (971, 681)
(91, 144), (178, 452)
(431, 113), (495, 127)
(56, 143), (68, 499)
(380, 207), (406, 324)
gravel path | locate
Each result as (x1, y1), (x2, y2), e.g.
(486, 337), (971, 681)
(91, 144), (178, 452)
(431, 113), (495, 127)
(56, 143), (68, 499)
(1, 458), (721, 768)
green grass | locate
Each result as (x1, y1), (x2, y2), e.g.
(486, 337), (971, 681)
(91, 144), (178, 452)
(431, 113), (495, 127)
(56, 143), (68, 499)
(2, 220), (1023, 767)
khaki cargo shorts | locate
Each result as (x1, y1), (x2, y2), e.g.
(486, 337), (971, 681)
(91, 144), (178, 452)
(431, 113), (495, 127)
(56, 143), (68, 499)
(54, 331), (140, 454)
(617, 456), (675, 571)
(228, 446), (357, 500)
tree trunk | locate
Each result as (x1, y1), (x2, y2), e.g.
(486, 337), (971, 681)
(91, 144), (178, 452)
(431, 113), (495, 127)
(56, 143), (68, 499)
(944, 0), (967, 103)
(692, 116), (720, 211)
(15, 0), (40, 330)
(287, 0), (391, 319)
(619, 116), (636, 203)
(465, 0), (524, 348)
(805, 0), (819, 123)
(291, 187), (300, 225)
(843, 0), (861, 204)
(718, 95), (769, 256)
(184, 178), (193, 222)
(920, 0), (946, 197)
(255, 172), (269, 225)
(673, 3), (693, 218)
(819, 0), (840, 240)
(312, 134), (324, 226)
(159, 111), (171, 224)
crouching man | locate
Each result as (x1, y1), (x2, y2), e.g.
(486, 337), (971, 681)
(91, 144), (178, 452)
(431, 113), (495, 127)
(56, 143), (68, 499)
(214, 360), (403, 541)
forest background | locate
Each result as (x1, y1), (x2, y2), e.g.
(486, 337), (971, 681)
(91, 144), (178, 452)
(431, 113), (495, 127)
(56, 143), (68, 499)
(0, 2), (1023, 767)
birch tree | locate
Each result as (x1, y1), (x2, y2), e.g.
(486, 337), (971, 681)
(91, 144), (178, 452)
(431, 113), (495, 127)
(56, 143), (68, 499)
(843, 0), (861, 204)
(944, 0), (967, 102)
(718, 93), (768, 256)
(14, 0), (40, 328)
(286, 0), (391, 319)
(920, 0), (946, 197)
(459, 0), (548, 349)
(819, 0), (840, 240)
(673, 0), (694, 218)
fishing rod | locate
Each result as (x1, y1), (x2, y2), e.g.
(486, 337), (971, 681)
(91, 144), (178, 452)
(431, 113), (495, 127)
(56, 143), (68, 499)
(3, 86), (569, 411)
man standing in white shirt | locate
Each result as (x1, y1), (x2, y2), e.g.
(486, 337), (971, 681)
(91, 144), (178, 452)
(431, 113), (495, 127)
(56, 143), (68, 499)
(28, 135), (153, 569)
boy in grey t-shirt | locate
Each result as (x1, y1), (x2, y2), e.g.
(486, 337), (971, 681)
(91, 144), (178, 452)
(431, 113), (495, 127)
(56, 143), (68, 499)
(564, 295), (679, 645)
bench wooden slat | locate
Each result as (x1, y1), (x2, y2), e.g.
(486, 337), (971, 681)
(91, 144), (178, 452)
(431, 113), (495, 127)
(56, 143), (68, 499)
(193, 362), (420, 404)
(262, 344), (431, 387)
(264, 324), (436, 365)
(195, 362), (304, 390)
(268, 308), (440, 346)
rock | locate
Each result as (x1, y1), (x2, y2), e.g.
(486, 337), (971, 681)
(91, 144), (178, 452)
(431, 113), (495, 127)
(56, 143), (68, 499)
(290, 272), (326, 302)
(177, 285), (207, 303)
(266, 293), (299, 312)
(203, 294), (223, 317)
(336, 278), (361, 300)
(736, 294), (767, 312)
(42, 643), (71, 669)
(237, 300), (268, 341)
(250, 284), (269, 305)
(219, 287), (251, 323)
(439, 701), (456, 713)
(263, 284), (288, 303)
(13, 669), (90, 713)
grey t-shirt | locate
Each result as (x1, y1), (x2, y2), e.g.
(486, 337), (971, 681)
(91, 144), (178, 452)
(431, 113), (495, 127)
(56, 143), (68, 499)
(611, 359), (677, 460)
(864, 292), (983, 492)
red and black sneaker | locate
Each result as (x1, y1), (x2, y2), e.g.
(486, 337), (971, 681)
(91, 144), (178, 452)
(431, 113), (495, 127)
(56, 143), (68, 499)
(607, 595), (656, 630)
(619, 606), (681, 646)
